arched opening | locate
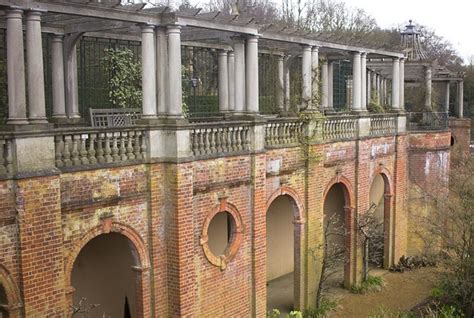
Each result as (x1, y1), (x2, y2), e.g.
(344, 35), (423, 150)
(266, 195), (298, 313)
(71, 233), (138, 317)
(323, 183), (350, 287)
(0, 285), (9, 318)
(369, 174), (391, 268)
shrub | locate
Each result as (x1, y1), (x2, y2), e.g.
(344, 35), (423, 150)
(302, 299), (338, 317)
(351, 275), (385, 294)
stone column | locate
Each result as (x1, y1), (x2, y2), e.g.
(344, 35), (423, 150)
(141, 25), (157, 118)
(245, 35), (259, 113)
(65, 34), (80, 119)
(51, 34), (66, 119)
(399, 58), (405, 110)
(352, 52), (362, 111)
(26, 11), (47, 123)
(367, 70), (372, 105)
(218, 50), (229, 112)
(382, 78), (387, 106)
(376, 74), (381, 104)
(302, 45), (312, 109)
(321, 59), (329, 109)
(233, 38), (245, 113)
(167, 25), (183, 117)
(156, 27), (168, 115)
(425, 66), (432, 111)
(456, 81), (464, 118)
(328, 61), (334, 110)
(6, 9), (28, 124)
(227, 51), (235, 111)
(360, 53), (367, 111)
(444, 82), (450, 113)
(277, 56), (284, 111)
(284, 57), (290, 112)
(391, 58), (400, 111)
(312, 46), (319, 105)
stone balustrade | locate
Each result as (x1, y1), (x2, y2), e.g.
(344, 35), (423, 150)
(369, 114), (397, 136)
(407, 112), (449, 131)
(0, 135), (14, 176)
(54, 128), (147, 169)
(191, 122), (250, 157)
(322, 115), (357, 141)
(265, 118), (303, 147)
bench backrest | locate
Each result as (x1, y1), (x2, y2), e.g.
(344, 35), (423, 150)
(89, 108), (142, 127)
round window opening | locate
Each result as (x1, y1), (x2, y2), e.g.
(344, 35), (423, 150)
(201, 204), (243, 270)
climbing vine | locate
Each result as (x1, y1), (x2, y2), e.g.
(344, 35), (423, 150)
(102, 48), (142, 109)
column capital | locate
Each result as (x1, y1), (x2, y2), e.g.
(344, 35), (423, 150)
(312, 45), (320, 52)
(230, 35), (246, 43)
(25, 10), (42, 20)
(361, 52), (367, 57)
(352, 51), (361, 56)
(166, 24), (182, 33)
(140, 24), (155, 32)
(51, 33), (64, 41)
(246, 34), (259, 41)
(5, 8), (23, 18)
(218, 49), (228, 56)
(301, 44), (312, 50)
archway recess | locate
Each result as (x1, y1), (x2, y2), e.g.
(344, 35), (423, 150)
(71, 232), (139, 317)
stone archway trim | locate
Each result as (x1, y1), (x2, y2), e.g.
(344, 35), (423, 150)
(0, 264), (22, 317)
(266, 186), (305, 223)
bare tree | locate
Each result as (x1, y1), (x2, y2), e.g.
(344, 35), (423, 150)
(311, 213), (345, 307)
(70, 298), (100, 318)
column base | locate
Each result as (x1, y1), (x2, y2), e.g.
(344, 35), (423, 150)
(6, 118), (29, 125)
(29, 117), (49, 124)
(0, 122), (53, 132)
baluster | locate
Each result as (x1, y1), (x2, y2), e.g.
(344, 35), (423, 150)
(0, 141), (5, 174)
(62, 135), (72, 166)
(244, 127), (250, 150)
(54, 136), (64, 167)
(209, 128), (216, 154)
(71, 135), (81, 166)
(88, 134), (97, 165)
(218, 128), (224, 153)
(120, 132), (128, 161)
(5, 140), (13, 174)
(197, 129), (204, 156)
(191, 130), (197, 156)
(97, 133), (105, 164)
(127, 131), (135, 160)
(80, 134), (89, 165)
(105, 133), (113, 163)
(134, 131), (141, 159)
(111, 133), (120, 162)
(237, 127), (243, 151)
(140, 131), (147, 159)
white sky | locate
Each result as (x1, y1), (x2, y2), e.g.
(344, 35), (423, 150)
(337, 0), (474, 63)
(188, 0), (474, 64)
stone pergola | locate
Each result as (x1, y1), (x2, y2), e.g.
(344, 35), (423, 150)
(0, 0), (407, 127)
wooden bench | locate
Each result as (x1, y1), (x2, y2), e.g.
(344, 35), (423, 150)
(89, 108), (142, 127)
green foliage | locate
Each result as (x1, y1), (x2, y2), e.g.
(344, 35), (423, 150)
(367, 90), (385, 113)
(368, 306), (417, 318)
(266, 309), (303, 318)
(350, 275), (385, 294)
(102, 48), (142, 109)
(302, 299), (338, 318)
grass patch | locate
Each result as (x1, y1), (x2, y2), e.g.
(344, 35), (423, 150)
(351, 275), (385, 294)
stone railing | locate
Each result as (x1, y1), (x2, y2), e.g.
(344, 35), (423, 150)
(370, 114), (397, 137)
(407, 112), (449, 131)
(0, 135), (14, 176)
(265, 118), (303, 147)
(54, 127), (147, 169)
(191, 122), (250, 158)
(322, 115), (357, 141)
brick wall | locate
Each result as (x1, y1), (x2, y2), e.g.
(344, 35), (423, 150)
(0, 130), (441, 317)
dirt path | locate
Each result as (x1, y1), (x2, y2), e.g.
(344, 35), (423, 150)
(329, 267), (442, 317)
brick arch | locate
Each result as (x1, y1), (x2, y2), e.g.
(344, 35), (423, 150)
(265, 186), (306, 309)
(64, 221), (150, 317)
(371, 167), (394, 196)
(266, 186), (305, 223)
(322, 175), (356, 287)
(370, 167), (395, 268)
(323, 175), (355, 208)
(0, 264), (22, 317)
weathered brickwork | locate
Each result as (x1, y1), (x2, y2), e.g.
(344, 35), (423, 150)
(407, 131), (451, 255)
(0, 129), (462, 317)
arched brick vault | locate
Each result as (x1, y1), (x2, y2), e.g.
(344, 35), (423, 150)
(64, 221), (151, 316)
(0, 264), (22, 316)
(265, 186), (306, 310)
(323, 175), (355, 208)
(371, 167), (394, 196)
(322, 175), (356, 286)
(266, 186), (305, 222)
(369, 168), (395, 267)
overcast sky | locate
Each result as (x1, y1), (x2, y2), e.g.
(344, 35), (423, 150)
(341, 0), (474, 63)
